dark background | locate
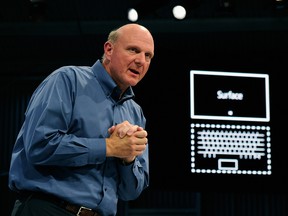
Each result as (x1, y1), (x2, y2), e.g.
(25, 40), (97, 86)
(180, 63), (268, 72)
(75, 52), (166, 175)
(1, 0), (288, 215)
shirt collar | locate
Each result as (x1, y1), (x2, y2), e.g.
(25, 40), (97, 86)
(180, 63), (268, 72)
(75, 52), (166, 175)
(91, 60), (135, 103)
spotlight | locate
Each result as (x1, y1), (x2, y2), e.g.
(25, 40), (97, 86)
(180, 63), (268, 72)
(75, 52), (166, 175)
(126, 0), (167, 21)
(171, 0), (201, 20)
(172, 5), (186, 20)
(127, 8), (138, 22)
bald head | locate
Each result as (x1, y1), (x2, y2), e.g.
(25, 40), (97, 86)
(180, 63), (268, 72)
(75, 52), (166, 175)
(108, 23), (154, 48)
(102, 23), (155, 91)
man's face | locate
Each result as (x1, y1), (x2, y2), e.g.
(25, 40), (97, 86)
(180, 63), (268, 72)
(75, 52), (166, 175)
(104, 26), (154, 92)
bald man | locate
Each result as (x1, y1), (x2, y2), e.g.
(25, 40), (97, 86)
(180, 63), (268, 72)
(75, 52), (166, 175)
(9, 23), (155, 216)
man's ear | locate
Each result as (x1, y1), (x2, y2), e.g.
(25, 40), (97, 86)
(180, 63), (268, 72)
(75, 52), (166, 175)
(104, 41), (113, 58)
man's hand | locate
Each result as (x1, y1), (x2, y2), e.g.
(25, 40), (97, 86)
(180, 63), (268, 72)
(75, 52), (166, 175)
(108, 121), (143, 138)
(106, 121), (148, 163)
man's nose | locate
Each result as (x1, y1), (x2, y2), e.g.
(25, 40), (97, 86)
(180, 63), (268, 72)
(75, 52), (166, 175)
(135, 52), (146, 64)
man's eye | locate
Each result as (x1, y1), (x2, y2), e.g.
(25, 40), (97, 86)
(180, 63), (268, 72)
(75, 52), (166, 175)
(130, 48), (137, 52)
(145, 54), (152, 60)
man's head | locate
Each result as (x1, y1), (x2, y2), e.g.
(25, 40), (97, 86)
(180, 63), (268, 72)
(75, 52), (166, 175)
(102, 23), (154, 92)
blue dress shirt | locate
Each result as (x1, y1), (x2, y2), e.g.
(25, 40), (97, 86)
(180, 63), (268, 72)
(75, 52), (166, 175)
(8, 60), (149, 216)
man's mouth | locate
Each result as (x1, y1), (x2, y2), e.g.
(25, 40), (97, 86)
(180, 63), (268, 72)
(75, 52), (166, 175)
(129, 69), (140, 75)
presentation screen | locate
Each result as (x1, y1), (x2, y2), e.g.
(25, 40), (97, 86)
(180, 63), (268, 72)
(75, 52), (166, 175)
(190, 70), (271, 176)
(145, 68), (285, 192)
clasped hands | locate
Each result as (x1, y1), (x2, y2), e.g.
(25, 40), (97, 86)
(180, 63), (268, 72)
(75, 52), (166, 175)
(106, 121), (148, 164)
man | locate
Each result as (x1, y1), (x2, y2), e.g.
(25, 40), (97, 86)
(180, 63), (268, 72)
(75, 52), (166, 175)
(9, 23), (154, 216)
